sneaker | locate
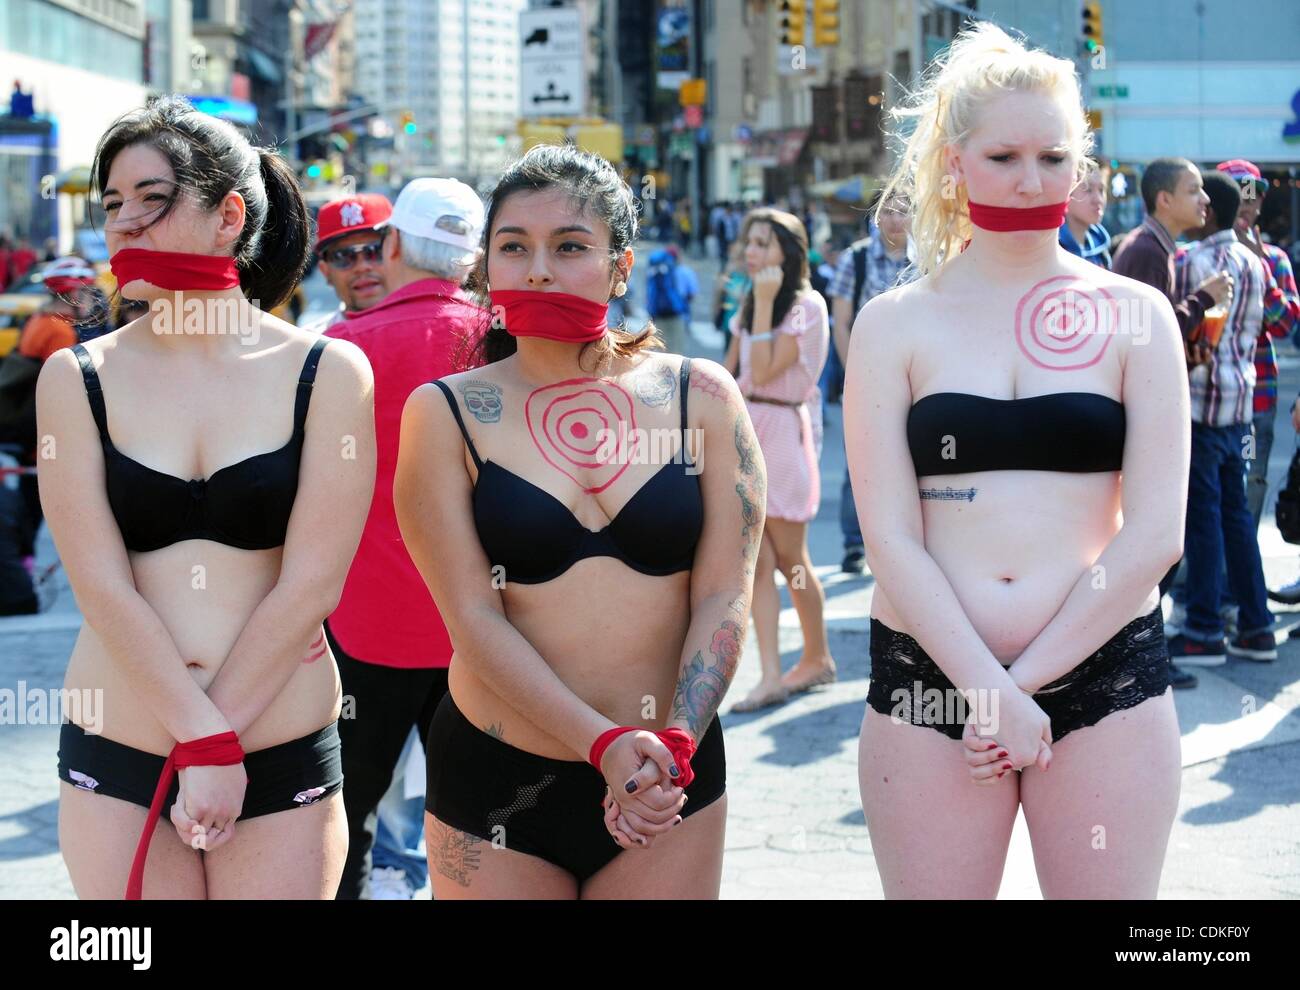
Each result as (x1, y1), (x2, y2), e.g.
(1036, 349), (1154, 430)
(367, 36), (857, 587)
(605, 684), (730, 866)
(367, 866), (416, 900)
(1227, 630), (1277, 662)
(1169, 664), (1199, 689)
(1167, 633), (1227, 667)
(1268, 578), (1300, 605)
(841, 547), (866, 574)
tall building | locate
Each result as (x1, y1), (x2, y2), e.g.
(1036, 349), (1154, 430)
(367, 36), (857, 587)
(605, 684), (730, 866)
(354, 0), (527, 186)
(1, 0), (150, 250)
(190, 0), (295, 145)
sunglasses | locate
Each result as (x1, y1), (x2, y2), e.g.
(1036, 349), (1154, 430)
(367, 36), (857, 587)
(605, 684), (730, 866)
(322, 230), (387, 270)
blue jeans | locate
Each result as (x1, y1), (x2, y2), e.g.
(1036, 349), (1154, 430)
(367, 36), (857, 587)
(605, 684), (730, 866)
(840, 442), (862, 551)
(1183, 422), (1272, 641)
(370, 726), (428, 891)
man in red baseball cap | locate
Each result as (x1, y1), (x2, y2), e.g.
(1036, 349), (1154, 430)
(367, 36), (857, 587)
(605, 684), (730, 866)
(305, 192), (393, 332)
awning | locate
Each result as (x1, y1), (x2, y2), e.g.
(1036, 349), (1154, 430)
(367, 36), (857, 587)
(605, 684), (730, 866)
(748, 127), (808, 168)
(809, 173), (880, 203)
(55, 166), (93, 195)
(245, 47), (283, 84)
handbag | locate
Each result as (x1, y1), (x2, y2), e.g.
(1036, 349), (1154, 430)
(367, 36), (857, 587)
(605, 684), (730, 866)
(1273, 446), (1300, 545)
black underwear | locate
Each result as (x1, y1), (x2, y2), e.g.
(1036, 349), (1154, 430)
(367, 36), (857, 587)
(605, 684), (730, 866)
(424, 692), (726, 883)
(866, 607), (1170, 743)
(57, 721), (343, 818)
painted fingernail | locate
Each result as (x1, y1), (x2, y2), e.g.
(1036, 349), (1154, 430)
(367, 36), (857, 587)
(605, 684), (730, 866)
(997, 750), (1008, 758)
(997, 771), (1006, 778)
(669, 764), (680, 777)
(1001, 762), (1012, 770)
(625, 780), (637, 793)
(986, 743), (996, 750)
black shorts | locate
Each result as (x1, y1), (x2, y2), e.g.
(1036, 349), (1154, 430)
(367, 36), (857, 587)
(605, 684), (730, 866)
(865, 606), (1170, 743)
(424, 692), (726, 883)
(57, 721), (344, 819)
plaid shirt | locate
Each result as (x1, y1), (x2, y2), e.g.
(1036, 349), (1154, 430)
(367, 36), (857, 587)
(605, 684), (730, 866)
(1175, 229), (1264, 426)
(1254, 242), (1300, 413)
(828, 235), (913, 315)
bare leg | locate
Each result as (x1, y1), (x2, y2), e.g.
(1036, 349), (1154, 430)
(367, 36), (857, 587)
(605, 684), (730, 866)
(581, 795), (726, 899)
(766, 516), (837, 691)
(1019, 691), (1181, 898)
(203, 790), (349, 899)
(859, 708), (1020, 898)
(424, 813), (578, 899)
(59, 782), (206, 900)
(731, 532), (788, 712)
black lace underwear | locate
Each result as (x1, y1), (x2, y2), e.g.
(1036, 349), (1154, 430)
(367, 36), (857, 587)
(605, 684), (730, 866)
(866, 608), (1170, 742)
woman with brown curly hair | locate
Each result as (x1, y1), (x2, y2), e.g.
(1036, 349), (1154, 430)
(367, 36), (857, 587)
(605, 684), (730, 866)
(394, 144), (766, 898)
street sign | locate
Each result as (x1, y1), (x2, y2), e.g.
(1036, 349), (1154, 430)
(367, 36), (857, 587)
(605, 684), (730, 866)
(1093, 84), (1129, 99)
(519, 7), (586, 119)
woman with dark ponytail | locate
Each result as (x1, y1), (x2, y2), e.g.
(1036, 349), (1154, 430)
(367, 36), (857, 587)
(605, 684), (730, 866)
(39, 95), (376, 898)
(395, 143), (764, 898)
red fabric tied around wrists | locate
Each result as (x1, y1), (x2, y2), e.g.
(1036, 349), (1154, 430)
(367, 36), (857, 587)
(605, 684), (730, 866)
(967, 200), (1069, 232)
(588, 726), (637, 772)
(587, 726), (698, 789)
(110, 248), (241, 292)
(125, 731), (244, 900)
(655, 728), (697, 789)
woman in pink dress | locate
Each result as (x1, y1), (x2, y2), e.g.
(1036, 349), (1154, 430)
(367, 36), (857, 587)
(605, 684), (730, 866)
(723, 209), (837, 711)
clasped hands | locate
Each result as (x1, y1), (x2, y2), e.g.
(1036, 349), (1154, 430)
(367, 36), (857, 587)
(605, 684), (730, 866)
(169, 763), (248, 853)
(961, 664), (1053, 786)
(598, 730), (688, 850)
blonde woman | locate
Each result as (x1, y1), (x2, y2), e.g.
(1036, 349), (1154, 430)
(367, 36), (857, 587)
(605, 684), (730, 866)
(844, 24), (1187, 898)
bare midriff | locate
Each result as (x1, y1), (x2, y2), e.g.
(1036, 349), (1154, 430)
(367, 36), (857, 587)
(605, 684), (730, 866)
(872, 468), (1157, 665)
(63, 541), (341, 755)
(449, 562), (693, 760)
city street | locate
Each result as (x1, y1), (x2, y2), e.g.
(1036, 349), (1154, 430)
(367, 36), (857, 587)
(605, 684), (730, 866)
(4, 245), (1299, 900)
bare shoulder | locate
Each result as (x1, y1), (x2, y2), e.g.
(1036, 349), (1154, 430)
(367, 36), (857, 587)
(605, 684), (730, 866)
(314, 333), (373, 396)
(437, 360), (510, 392)
(850, 274), (925, 360)
(35, 344), (84, 406)
(685, 356), (744, 412)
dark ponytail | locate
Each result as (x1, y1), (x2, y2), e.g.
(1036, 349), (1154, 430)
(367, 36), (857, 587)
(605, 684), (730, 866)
(91, 95), (310, 312)
(243, 148), (311, 310)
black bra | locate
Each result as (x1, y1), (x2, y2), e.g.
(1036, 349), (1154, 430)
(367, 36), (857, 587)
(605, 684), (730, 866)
(907, 391), (1126, 477)
(433, 359), (704, 585)
(73, 338), (329, 552)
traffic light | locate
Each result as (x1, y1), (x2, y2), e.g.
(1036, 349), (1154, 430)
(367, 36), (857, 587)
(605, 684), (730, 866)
(306, 162), (323, 179)
(812, 0), (839, 47)
(1082, 2), (1104, 55)
(400, 110), (416, 134)
(780, 1), (806, 46)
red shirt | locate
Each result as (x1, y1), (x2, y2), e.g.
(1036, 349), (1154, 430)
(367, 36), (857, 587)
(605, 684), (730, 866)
(325, 278), (486, 668)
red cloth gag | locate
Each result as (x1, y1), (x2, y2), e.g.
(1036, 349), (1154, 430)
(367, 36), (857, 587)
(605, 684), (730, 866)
(489, 289), (609, 343)
(588, 726), (698, 789)
(110, 248), (241, 292)
(967, 200), (1069, 232)
(125, 731), (245, 900)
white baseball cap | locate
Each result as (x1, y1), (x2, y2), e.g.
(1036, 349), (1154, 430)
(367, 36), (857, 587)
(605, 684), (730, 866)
(379, 177), (485, 251)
